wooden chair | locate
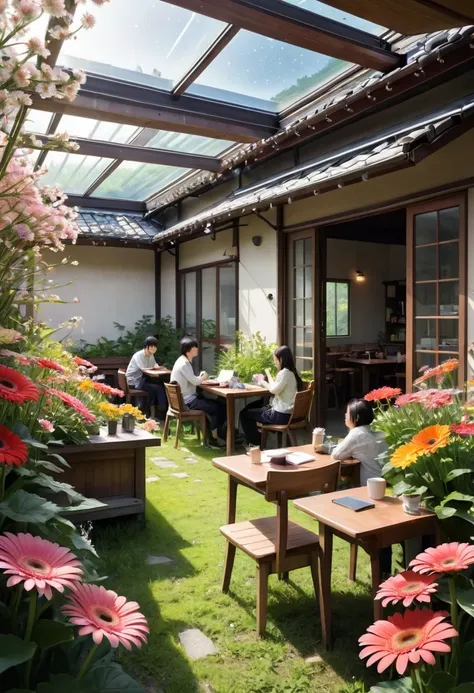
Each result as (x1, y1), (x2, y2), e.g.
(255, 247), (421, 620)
(117, 369), (148, 407)
(258, 381), (314, 448)
(339, 458), (362, 582)
(220, 461), (340, 636)
(163, 382), (206, 449)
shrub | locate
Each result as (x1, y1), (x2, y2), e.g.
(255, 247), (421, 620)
(216, 331), (277, 383)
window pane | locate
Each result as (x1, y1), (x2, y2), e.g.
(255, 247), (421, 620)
(201, 268), (217, 374)
(294, 239), (304, 266)
(147, 130), (233, 156)
(295, 268), (304, 298)
(336, 282), (349, 335)
(415, 211), (437, 246)
(439, 242), (459, 279)
(295, 328), (304, 357)
(439, 320), (458, 352)
(439, 282), (459, 316)
(415, 319), (436, 351)
(416, 352), (436, 373)
(305, 268), (312, 298)
(219, 266), (237, 345)
(58, 115), (140, 143)
(59, 0), (226, 87)
(304, 237), (312, 265)
(192, 29), (351, 111)
(284, 0), (386, 35)
(304, 299), (313, 327)
(326, 282), (336, 337)
(40, 152), (114, 194)
(295, 300), (304, 326)
(415, 245), (437, 281)
(184, 272), (197, 333)
(439, 207), (459, 242)
(304, 328), (313, 358)
(415, 283), (436, 316)
(24, 109), (53, 134)
(93, 161), (190, 200)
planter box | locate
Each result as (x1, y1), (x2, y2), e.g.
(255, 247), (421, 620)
(87, 357), (130, 387)
(50, 426), (160, 523)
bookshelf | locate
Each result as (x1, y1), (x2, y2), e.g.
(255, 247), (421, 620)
(384, 280), (406, 346)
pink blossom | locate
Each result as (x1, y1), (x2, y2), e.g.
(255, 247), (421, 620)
(72, 68), (86, 84)
(14, 66), (31, 88)
(41, 0), (68, 17)
(38, 418), (55, 433)
(81, 12), (95, 29)
(15, 224), (34, 242)
(27, 37), (50, 59)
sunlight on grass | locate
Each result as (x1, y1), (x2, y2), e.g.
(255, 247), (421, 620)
(93, 432), (383, 693)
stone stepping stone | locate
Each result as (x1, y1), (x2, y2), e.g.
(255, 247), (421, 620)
(193, 479), (202, 483)
(153, 459), (178, 469)
(147, 555), (173, 566)
(184, 457), (197, 464)
(179, 629), (217, 660)
(171, 472), (189, 479)
(146, 476), (160, 483)
(305, 654), (323, 664)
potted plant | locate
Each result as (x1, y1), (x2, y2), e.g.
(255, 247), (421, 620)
(98, 402), (122, 436)
(119, 403), (146, 433)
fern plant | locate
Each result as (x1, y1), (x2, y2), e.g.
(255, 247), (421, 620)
(216, 331), (277, 383)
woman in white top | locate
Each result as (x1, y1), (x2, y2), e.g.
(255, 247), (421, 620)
(240, 345), (302, 446)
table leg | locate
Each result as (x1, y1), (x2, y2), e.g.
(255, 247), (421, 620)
(317, 522), (333, 649)
(370, 550), (383, 622)
(227, 476), (238, 524)
(362, 366), (369, 396)
(226, 395), (236, 455)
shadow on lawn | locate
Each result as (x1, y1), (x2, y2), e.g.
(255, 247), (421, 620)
(92, 503), (201, 692)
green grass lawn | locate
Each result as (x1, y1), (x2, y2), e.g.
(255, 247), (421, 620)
(93, 433), (388, 693)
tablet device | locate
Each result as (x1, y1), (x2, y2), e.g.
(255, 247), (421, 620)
(332, 496), (375, 512)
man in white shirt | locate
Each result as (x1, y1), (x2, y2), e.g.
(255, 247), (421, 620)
(170, 336), (226, 444)
(126, 336), (166, 419)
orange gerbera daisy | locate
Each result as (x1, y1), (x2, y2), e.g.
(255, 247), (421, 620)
(391, 442), (422, 469)
(411, 425), (451, 455)
(364, 386), (401, 402)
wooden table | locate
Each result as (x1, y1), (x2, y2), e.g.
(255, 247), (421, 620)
(201, 383), (270, 454)
(50, 426), (160, 523)
(212, 444), (338, 524)
(340, 357), (403, 394)
(294, 486), (438, 649)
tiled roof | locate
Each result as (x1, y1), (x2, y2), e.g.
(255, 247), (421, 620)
(74, 211), (160, 244)
(148, 25), (474, 213)
(154, 97), (474, 244)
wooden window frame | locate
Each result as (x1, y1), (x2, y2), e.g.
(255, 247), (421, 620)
(406, 193), (467, 390)
(326, 279), (351, 338)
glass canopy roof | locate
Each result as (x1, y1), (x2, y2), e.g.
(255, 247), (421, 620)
(92, 161), (191, 201)
(41, 153), (114, 195)
(283, 0), (385, 35)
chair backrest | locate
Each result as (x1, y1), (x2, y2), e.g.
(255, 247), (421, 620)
(266, 461), (340, 572)
(164, 382), (186, 413)
(289, 381), (314, 424)
(117, 369), (129, 395)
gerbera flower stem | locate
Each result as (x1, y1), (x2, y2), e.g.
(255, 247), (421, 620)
(448, 576), (459, 676)
(76, 642), (99, 681)
(24, 591), (37, 643)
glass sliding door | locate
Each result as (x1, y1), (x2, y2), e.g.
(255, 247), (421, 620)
(289, 235), (313, 374)
(407, 195), (466, 388)
(180, 262), (237, 371)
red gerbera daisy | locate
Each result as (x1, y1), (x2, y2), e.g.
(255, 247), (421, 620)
(35, 358), (65, 373)
(375, 571), (440, 608)
(364, 386), (401, 402)
(62, 584), (149, 650)
(92, 382), (124, 397)
(410, 542), (474, 574)
(451, 423), (474, 437)
(73, 356), (94, 369)
(48, 388), (96, 423)
(0, 425), (28, 467)
(0, 364), (39, 404)
(359, 609), (457, 675)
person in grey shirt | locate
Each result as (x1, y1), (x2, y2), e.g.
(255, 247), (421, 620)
(126, 336), (166, 419)
(170, 336), (226, 444)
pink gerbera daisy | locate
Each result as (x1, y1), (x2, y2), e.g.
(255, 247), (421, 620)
(410, 542), (474, 574)
(0, 533), (83, 600)
(35, 357), (65, 373)
(359, 609), (458, 675)
(375, 571), (440, 607)
(62, 584), (149, 650)
(47, 388), (96, 423)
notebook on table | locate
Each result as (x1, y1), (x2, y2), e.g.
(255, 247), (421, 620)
(332, 496), (375, 512)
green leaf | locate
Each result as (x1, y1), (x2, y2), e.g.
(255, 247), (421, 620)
(71, 532), (98, 557)
(32, 619), (74, 650)
(436, 506), (457, 519)
(26, 473), (85, 503)
(12, 423), (32, 440)
(456, 587), (474, 618)
(47, 452), (70, 468)
(445, 469), (474, 482)
(82, 666), (146, 693)
(25, 438), (49, 451)
(453, 686), (474, 693)
(62, 497), (106, 514)
(429, 672), (457, 693)
(37, 674), (85, 693)
(392, 480), (413, 496)
(0, 490), (59, 524)
(0, 634), (36, 674)
(371, 679), (414, 693)
(440, 492), (474, 507)
(38, 460), (63, 474)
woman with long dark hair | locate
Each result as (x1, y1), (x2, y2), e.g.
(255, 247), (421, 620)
(240, 345), (302, 446)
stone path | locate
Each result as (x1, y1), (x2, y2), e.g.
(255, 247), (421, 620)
(146, 476), (160, 483)
(147, 555), (173, 565)
(184, 457), (197, 464)
(179, 628), (217, 660)
(171, 472), (189, 479)
(153, 459), (178, 469)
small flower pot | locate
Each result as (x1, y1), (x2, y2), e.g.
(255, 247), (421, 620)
(122, 414), (135, 433)
(402, 493), (422, 515)
(107, 420), (118, 436)
(86, 422), (100, 436)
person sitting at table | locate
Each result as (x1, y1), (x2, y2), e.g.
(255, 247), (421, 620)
(126, 336), (166, 420)
(332, 399), (392, 575)
(240, 345), (302, 447)
(170, 335), (226, 446)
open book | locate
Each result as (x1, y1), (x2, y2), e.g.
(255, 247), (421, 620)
(262, 449), (315, 466)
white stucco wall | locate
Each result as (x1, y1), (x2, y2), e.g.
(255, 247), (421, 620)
(239, 217), (278, 344)
(326, 239), (406, 346)
(39, 245), (155, 344)
(160, 249), (176, 322)
(178, 230), (234, 269)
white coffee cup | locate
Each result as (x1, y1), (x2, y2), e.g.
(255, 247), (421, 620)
(249, 446), (261, 464)
(402, 493), (422, 515)
(367, 477), (387, 500)
(312, 427), (325, 449)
